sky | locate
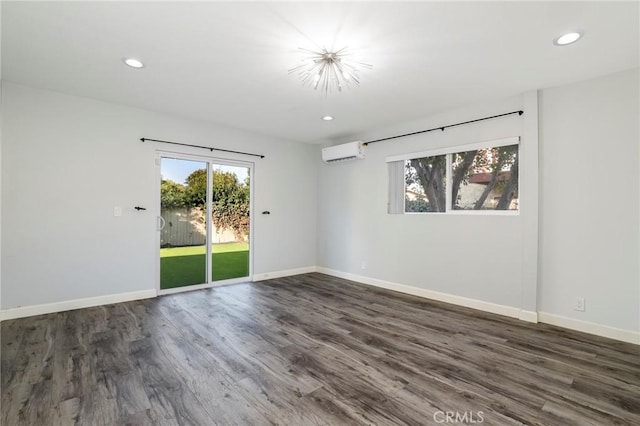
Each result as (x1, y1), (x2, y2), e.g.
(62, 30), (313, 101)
(161, 158), (249, 184)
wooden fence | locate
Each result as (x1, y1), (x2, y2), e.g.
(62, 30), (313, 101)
(160, 207), (240, 247)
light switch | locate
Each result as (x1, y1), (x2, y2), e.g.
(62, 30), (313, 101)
(113, 206), (122, 217)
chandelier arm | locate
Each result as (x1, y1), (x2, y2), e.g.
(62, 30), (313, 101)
(333, 46), (349, 55)
(355, 61), (373, 69)
(298, 47), (322, 55)
(332, 61), (352, 88)
(331, 63), (344, 92)
(301, 62), (324, 86)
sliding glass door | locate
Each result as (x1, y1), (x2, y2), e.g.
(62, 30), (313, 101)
(210, 164), (251, 281)
(158, 155), (252, 292)
(159, 158), (208, 290)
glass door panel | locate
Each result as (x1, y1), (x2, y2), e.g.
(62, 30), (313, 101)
(160, 158), (208, 289)
(211, 164), (250, 281)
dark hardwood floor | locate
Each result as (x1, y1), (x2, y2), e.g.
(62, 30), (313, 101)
(2, 273), (639, 425)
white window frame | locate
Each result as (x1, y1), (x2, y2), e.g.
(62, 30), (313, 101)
(156, 150), (255, 296)
(387, 136), (520, 216)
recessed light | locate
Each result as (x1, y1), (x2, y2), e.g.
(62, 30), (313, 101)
(123, 58), (144, 68)
(553, 32), (583, 46)
(322, 116), (334, 121)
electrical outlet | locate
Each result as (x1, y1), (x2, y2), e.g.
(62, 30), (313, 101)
(113, 206), (122, 217)
(361, 261), (367, 270)
(575, 297), (585, 312)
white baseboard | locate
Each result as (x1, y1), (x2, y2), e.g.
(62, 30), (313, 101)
(0, 289), (157, 321)
(3, 269), (636, 345)
(518, 310), (539, 323)
(316, 269), (640, 344)
(316, 267), (534, 321)
(253, 266), (318, 282)
(0, 265), (317, 321)
(538, 312), (639, 345)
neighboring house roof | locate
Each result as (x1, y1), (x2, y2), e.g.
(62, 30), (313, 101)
(405, 189), (426, 199)
(469, 171), (512, 184)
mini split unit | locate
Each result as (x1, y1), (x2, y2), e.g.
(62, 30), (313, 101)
(322, 141), (366, 163)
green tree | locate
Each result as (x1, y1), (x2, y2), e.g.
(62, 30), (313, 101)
(160, 179), (187, 208)
(451, 150), (478, 207)
(405, 196), (429, 213)
(184, 169), (207, 207)
(211, 171), (250, 239)
(406, 145), (519, 212)
(406, 155), (447, 212)
(161, 168), (250, 239)
(464, 145), (518, 210)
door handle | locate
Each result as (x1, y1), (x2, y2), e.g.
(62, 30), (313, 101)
(157, 216), (166, 231)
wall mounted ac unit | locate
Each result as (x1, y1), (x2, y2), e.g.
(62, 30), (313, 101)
(322, 141), (365, 163)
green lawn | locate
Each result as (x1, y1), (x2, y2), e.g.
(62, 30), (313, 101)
(160, 242), (249, 290)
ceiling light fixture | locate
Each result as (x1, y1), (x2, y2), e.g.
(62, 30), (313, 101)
(322, 115), (334, 121)
(289, 47), (371, 94)
(553, 32), (583, 46)
(123, 58), (144, 68)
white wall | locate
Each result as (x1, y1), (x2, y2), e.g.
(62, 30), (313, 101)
(317, 94), (537, 313)
(1, 82), (317, 310)
(1, 6), (3, 311)
(539, 68), (639, 333)
(3, 69), (637, 341)
(317, 68), (639, 341)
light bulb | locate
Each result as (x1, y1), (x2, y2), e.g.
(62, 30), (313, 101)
(123, 58), (144, 68)
(554, 32), (583, 46)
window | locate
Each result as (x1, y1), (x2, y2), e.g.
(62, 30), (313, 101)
(451, 145), (519, 211)
(405, 154), (446, 212)
(388, 137), (520, 214)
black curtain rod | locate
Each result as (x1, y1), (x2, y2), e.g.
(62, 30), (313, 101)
(363, 110), (524, 146)
(140, 138), (265, 159)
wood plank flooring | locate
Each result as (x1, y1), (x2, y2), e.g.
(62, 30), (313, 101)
(2, 272), (639, 425)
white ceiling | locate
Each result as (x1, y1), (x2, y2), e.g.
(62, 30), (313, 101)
(2, 1), (638, 144)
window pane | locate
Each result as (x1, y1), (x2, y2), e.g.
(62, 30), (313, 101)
(451, 144), (519, 211)
(405, 155), (447, 212)
(160, 158), (207, 290)
(211, 164), (250, 281)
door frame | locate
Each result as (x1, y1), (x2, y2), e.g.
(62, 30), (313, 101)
(155, 150), (255, 296)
